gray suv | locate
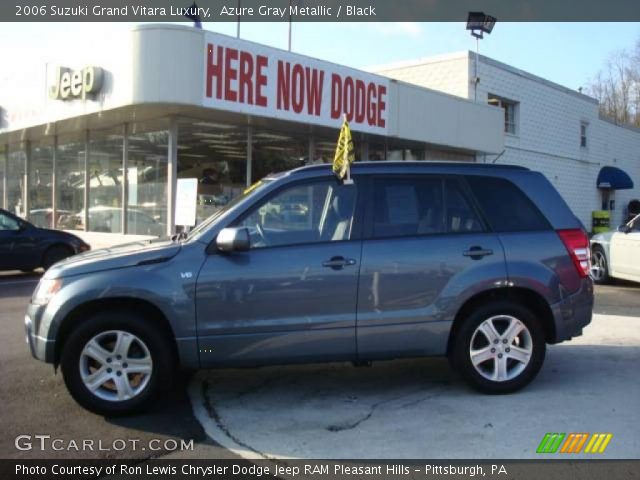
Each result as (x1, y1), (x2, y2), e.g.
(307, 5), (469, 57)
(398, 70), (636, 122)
(26, 162), (593, 415)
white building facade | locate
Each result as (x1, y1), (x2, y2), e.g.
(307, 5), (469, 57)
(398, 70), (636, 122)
(374, 51), (640, 230)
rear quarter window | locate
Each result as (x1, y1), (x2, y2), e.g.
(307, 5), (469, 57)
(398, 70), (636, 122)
(466, 176), (551, 232)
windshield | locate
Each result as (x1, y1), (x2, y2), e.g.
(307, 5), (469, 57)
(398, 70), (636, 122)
(186, 178), (273, 241)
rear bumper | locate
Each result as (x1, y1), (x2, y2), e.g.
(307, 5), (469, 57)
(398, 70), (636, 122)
(550, 278), (594, 343)
(25, 303), (55, 363)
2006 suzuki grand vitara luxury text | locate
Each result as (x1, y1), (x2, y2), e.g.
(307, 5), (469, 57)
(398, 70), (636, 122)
(26, 162), (593, 415)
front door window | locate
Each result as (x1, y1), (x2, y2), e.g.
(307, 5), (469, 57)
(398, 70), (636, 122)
(235, 180), (356, 249)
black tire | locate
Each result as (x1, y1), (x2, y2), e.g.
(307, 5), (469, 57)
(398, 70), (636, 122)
(42, 245), (73, 270)
(591, 245), (610, 285)
(451, 301), (546, 394)
(60, 311), (176, 416)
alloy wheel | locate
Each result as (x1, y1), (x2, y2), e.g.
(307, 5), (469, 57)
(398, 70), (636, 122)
(469, 315), (533, 382)
(591, 250), (607, 281)
(79, 330), (153, 402)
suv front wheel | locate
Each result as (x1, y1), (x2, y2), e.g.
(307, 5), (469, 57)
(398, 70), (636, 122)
(60, 312), (175, 415)
(451, 301), (546, 394)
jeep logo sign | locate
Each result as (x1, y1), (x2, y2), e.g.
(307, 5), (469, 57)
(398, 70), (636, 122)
(49, 66), (104, 101)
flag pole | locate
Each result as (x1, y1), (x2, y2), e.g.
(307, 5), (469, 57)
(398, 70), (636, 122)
(343, 113), (354, 185)
(237, 0), (241, 38)
(288, 0), (292, 51)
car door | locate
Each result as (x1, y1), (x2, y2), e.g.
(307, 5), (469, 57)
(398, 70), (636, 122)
(611, 215), (640, 280)
(195, 178), (362, 367)
(628, 217), (640, 279)
(356, 175), (507, 360)
(0, 211), (40, 271)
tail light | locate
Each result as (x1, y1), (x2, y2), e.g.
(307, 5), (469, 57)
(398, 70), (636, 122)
(557, 229), (590, 278)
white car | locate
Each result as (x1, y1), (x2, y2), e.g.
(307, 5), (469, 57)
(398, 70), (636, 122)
(591, 213), (640, 284)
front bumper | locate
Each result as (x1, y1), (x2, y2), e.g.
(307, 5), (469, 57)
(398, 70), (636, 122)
(25, 303), (55, 363)
(550, 278), (594, 343)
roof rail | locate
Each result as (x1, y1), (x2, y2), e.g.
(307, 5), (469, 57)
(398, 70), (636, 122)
(289, 161), (529, 174)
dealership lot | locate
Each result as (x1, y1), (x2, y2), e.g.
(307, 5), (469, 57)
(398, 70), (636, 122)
(190, 311), (640, 459)
(0, 272), (638, 460)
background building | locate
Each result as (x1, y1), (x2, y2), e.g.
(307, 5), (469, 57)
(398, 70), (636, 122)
(373, 51), (640, 229)
(0, 25), (502, 247)
(3, 25), (637, 247)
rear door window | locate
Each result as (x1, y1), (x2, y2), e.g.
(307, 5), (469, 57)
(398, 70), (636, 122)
(372, 177), (444, 238)
(444, 179), (483, 233)
(371, 176), (484, 238)
(466, 176), (550, 232)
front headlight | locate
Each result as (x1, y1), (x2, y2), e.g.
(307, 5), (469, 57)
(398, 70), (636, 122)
(32, 278), (63, 305)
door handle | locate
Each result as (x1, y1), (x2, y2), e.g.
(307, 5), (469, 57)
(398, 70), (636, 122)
(463, 246), (494, 260)
(322, 256), (356, 269)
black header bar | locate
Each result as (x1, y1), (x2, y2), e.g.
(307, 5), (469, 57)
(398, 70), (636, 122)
(3, 0), (640, 22)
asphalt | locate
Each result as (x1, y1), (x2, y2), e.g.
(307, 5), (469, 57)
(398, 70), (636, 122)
(592, 280), (640, 316)
(190, 312), (640, 459)
(0, 271), (638, 459)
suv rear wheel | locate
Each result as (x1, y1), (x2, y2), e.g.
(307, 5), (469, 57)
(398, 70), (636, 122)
(60, 312), (175, 415)
(451, 301), (545, 394)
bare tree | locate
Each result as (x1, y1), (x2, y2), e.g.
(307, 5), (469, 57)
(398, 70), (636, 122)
(587, 47), (640, 127)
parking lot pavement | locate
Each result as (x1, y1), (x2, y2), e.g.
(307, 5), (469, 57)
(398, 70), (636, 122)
(0, 274), (236, 460)
(594, 281), (640, 316)
(190, 312), (640, 459)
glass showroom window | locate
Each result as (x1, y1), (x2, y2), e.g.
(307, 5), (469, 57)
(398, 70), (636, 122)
(88, 128), (123, 233)
(29, 138), (55, 228)
(0, 145), (5, 209)
(177, 119), (247, 225)
(314, 132), (361, 163)
(55, 134), (86, 231)
(388, 138), (425, 161)
(252, 128), (307, 181)
(366, 138), (386, 161)
(6, 144), (26, 217)
(127, 123), (168, 236)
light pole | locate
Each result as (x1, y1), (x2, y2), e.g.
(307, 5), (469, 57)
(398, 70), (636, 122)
(466, 12), (496, 102)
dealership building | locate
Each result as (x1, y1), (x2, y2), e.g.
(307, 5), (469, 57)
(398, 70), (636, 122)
(374, 51), (640, 230)
(0, 24), (637, 246)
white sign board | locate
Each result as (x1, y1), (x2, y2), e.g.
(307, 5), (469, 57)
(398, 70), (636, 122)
(203, 32), (389, 135)
(127, 166), (138, 206)
(175, 178), (198, 227)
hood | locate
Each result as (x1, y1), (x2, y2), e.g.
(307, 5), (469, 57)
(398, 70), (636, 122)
(44, 238), (181, 279)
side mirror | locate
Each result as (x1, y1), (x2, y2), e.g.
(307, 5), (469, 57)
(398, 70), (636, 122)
(216, 227), (250, 253)
(617, 224), (631, 233)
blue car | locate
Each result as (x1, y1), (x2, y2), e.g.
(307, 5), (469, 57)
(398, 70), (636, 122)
(0, 208), (90, 272)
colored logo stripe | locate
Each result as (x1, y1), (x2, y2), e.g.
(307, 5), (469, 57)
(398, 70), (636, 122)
(584, 433), (613, 454)
(537, 433), (566, 453)
(560, 433), (589, 453)
(537, 433), (613, 454)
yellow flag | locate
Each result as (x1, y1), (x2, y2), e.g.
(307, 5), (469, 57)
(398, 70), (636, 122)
(333, 117), (355, 180)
